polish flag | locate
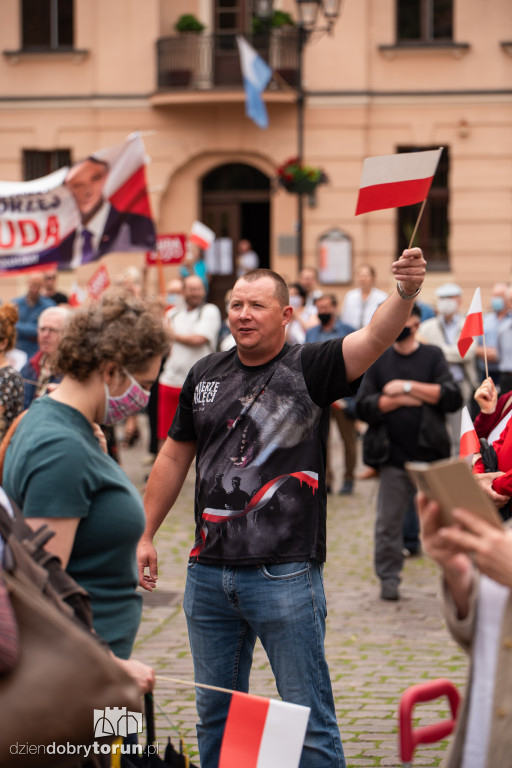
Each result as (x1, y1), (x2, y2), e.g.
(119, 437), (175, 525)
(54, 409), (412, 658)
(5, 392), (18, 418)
(189, 221), (215, 250)
(460, 406), (480, 459)
(355, 148), (443, 215)
(219, 692), (310, 768)
(457, 287), (484, 358)
(68, 281), (87, 307)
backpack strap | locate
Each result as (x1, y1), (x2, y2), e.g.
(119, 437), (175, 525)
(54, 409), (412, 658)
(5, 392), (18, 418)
(0, 410), (27, 486)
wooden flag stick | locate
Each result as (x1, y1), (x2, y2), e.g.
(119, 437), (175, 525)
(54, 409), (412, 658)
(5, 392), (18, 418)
(156, 674), (273, 700)
(408, 198), (428, 250)
(481, 330), (489, 379)
(156, 675), (235, 696)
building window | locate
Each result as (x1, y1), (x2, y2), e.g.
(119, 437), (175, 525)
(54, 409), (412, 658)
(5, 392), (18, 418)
(22, 0), (74, 51)
(397, 0), (453, 43)
(23, 149), (71, 180)
(397, 146), (449, 270)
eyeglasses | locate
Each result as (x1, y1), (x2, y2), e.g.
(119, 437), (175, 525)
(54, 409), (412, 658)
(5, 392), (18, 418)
(38, 326), (60, 334)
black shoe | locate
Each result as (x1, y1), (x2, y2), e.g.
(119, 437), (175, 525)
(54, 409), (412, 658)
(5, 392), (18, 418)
(380, 581), (399, 601)
(339, 480), (353, 494)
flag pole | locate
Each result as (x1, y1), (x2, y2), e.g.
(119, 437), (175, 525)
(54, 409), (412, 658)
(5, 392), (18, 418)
(482, 330), (489, 379)
(156, 674), (267, 698)
(408, 198), (427, 250)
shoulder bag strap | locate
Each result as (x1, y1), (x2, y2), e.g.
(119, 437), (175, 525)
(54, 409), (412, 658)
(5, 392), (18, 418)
(0, 410), (27, 486)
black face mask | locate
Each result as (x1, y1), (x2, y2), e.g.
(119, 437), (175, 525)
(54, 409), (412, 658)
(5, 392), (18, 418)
(318, 313), (333, 326)
(395, 326), (412, 343)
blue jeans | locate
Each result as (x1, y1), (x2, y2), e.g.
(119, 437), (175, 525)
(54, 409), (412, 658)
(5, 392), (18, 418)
(183, 560), (346, 768)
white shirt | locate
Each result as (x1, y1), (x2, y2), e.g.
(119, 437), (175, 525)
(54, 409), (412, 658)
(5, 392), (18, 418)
(461, 576), (509, 768)
(159, 303), (221, 389)
(341, 287), (388, 329)
(236, 250), (259, 277)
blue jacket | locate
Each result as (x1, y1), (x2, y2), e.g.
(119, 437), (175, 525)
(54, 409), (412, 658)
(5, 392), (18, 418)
(305, 318), (355, 343)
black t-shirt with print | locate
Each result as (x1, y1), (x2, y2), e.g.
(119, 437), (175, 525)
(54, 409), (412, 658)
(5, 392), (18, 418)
(170, 340), (360, 565)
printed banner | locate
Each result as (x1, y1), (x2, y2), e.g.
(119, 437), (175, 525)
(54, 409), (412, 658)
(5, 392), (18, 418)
(145, 233), (187, 266)
(87, 264), (111, 300)
(0, 133), (156, 273)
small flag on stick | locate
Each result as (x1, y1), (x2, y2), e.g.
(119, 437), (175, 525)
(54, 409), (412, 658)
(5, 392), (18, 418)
(236, 36), (273, 129)
(457, 287), (484, 358)
(355, 148), (444, 216)
(189, 221), (215, 250)
(460, 406), (481, 459)
(219, 691), (310, 768)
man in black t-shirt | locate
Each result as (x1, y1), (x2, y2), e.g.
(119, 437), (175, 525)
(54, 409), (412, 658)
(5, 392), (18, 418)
(356, 304), (462, 601)
(138, 256), (426, 768)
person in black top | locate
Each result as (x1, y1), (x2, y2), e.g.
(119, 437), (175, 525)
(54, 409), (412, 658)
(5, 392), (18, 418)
(138, 252), (426, 768)
(356, 304), (462, 601)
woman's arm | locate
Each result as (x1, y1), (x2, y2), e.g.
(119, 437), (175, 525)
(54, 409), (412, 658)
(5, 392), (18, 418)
(24, 516), (80, 568)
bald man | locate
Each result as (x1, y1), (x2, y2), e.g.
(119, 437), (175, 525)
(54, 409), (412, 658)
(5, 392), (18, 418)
(157, 275), (221, 440)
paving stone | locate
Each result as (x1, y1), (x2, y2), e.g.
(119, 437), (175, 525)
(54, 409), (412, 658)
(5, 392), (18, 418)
(121, 423), (468, 766)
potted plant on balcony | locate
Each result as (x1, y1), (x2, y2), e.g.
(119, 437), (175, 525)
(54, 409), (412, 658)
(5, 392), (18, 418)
(166, 14), (205, 88)
(174, 14), (206, 34)
(277, 157), (329, 200)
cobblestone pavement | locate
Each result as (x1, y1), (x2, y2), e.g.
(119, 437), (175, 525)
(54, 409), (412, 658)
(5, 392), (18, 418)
(121, 423), (468, 767)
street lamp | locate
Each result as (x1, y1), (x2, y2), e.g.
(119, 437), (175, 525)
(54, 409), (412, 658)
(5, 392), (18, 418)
(251, 0), (344, 269)
(294, 0), (344, 269)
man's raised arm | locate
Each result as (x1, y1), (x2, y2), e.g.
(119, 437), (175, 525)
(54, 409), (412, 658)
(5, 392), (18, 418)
(137, 437), (196, 591)
(343, 247), (426, 382)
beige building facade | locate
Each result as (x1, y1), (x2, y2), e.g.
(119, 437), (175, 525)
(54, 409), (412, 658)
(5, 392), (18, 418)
(0, 0), (511, 312)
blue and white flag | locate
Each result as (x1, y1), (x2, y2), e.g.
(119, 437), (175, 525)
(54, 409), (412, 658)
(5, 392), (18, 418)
(236, 36), (273, 129)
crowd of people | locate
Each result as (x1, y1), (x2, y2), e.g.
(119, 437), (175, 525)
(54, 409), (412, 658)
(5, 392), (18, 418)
(2, 250), (512, 768)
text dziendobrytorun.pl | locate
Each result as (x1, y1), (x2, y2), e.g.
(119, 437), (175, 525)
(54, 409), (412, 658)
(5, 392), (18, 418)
(10, 742), (160, 758)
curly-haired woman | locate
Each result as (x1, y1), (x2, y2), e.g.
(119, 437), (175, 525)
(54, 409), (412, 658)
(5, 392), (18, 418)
(3, 289), (169, 689)
(0, 304), (24, 440)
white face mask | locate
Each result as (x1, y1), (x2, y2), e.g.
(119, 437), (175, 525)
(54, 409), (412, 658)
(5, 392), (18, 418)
(289, 295), (302, 309)
(436, 298), (458, 317)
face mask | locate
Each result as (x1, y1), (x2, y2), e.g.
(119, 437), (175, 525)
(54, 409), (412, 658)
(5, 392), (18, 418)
(289, 295), (302, 309)
(318, 313), (333, 326)
(395, 326), (412, 343)
(436, 298), (458, 317)
(166, 293), (181, 306)
(103, 369), (151, 426)
(491, 297), (505, 313)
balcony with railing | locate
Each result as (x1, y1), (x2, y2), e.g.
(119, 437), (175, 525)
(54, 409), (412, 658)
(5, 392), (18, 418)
(151, 32), (299, 105)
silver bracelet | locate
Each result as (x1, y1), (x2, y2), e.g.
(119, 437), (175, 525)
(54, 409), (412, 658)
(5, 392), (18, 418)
(396, 281), (422, 301)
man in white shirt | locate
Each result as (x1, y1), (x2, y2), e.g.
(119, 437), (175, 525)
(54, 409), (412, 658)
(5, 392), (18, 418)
(236, 240), (259, 278)
(341, 264), (388, 330)
(158, 276), (221, 441)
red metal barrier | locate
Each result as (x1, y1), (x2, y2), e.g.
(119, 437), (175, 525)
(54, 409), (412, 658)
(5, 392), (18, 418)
(399, 678), (461, 765)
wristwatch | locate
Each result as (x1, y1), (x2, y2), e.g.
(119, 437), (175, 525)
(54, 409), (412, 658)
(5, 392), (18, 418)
(396, 281), (422, 300)
(403, 381), (412, 394)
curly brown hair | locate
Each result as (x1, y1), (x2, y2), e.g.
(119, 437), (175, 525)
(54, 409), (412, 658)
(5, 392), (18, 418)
(0, 304), (19, 351)
(55, 288), (169, 381)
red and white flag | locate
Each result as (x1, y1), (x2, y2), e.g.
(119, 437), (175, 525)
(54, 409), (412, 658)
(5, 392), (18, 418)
(460, 406), (480, 459)
(457, 287), (484, 358)
(219, 691), (310, 768)
(355, 148), (443, 215)
(189, 220), (215, 250)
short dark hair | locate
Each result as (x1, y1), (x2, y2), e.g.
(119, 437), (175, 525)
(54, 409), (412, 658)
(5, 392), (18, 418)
(236, 269), (290, 307)
(411, 303), (422, 319)
(315, 293), (338, 308)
